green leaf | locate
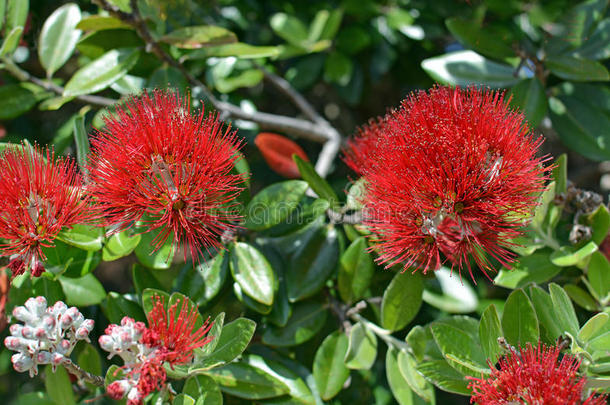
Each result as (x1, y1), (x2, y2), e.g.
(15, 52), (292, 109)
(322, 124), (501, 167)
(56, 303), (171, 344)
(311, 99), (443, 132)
(3, 0), (27, 54)
(45, 365), (76, 405)
(0, 84), (38, 119)
(63, 48), (139, 97)
(38, 3), (82, 78)
(72, 113), (90, 175)
(161, 25), (237, 49)
(206, 362), (289, 400)
(323, 52), (353, 86)
(76, 343), (102, 387)
(134, 227), (175, 270)
(553, 154), (568, 195)
(230, 242), (276, 306)
(102, 292), (145, 323)
(286, 224), (340, 302)
(173, 394), (195, 405)
(104, 365), (125, 387)
(309, 9), (343, 41)
(549, 283), (580, 337)
(338, 237), (374, 304)
(262, 301), (327, 347)
(233, 282), (272, 314)
(422, 267), (478, 313)
(381, 272), (423, 331)
(508, 78), (548, 128)
(421, 50), (522, 88)
(192, 318), (256, 371)
(397, 350), (435, 403)
(76, 15), (131, 31)
(56, 224), (103, 252)
(0, 26), (22, 56)
(174, 251), (228, 306)
(501, 289), (539, 347)
(417, 360), (471, 395)
(527, 285), (563, 343)
(270, 13), (309, 46)
(587, 251), (610, 300)
(494, 251), (561, 289)
(386, 347), (416, 405)
(550, 241), (598, 267)
(313, 331), (350, 400)
(293, 155), (339, 208)
(574, 18), (610, 60)
(587, 331), (610, 351)
(214, 69), (264, 93)
(32, 277), (64, 304)
(430, 316), (489, 376)
(42, 240), (101, 277)
(10, 392), (55, 405)
(579, 312), (609, 342)
(183, 375), (223, 405)
(479, 304), (503, 363)
(445, 17), (514, 59)
(102, 231), (141, 261)
(344, 321), (377, 370)
(547, 56), (609, 81)
(564, 284), (598, 311)
(184, 43), (280, 59)
(198, 312), (225, 358)
(244, 181), (309, 231)
(59, 273), (106, 307)
(587, 204), (610, 245)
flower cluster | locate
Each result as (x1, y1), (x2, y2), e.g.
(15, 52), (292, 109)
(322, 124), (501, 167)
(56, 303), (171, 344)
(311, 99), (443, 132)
(468, 343), (607, 405)
(0, 146), (90, 278)
(4, 296), (94, 377)
(99, 296), (213, 405)
(344, 86), (548, 280)
(87, 91), (245, 261)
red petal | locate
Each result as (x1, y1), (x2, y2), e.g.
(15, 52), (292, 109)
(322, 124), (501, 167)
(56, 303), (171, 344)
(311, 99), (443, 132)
(255, 132), (309, 179)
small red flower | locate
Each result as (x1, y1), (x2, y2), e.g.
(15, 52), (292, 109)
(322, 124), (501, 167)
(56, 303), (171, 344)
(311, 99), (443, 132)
(0, 145), (90, 277)
(88, 91), (245, 260)
(143, 295), (213, 365)
(468, 343), (607, 405)
(343, 86), (549, 280)
(255, 132), (308, 178)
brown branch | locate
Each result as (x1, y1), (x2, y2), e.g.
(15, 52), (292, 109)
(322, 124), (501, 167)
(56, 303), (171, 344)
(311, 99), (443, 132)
(62, 358), (105, 387)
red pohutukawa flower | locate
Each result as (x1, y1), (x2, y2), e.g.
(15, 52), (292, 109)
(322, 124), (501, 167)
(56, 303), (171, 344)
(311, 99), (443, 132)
(100, 296), (213, 405)
(255, 132), (309, 178)
(0, 145), (90, 277)
(343, 86), (549, 280)
(468, 343), (607, 405)
(88, 91), (244, 260)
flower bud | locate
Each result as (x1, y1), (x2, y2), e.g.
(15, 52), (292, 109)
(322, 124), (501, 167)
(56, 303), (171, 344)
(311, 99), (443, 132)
(36, 351), (53, 364)
(11, 352), (33, 373)
(24, 296), (47, 318)
(107, 380), (132, 399)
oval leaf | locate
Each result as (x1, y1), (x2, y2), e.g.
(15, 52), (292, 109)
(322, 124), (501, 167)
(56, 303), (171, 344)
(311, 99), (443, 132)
(230, 242), (276, 306)
(381, 272), (423, 332)
(38, 3), (82, 77)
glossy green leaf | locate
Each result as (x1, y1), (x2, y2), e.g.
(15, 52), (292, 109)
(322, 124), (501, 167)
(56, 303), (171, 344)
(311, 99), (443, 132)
(173, 394), (195, 405)
(38, 3), (82, 77)
(76, 16), (131, 31)
(494, 251), (561, 288)
(313, 331), (350, 400)
(286, 224), (340, 302)
(59, 273), (106, 307)
(192, 318), (256, 371)
(397, 350), (435, 403)
(344, 321), (377, 370)
(12, 392), (56, 405)
(76, 343), (102, 386)
(422, 267), (478, 313)
(417, 360), (471, 395)
(479, 304), (503, 363)
(293, 155), (339, 208)
(324, 52), (353, 86)
(102, 292), (145, 323)
(587, 251), (610, 300)
(579, 312), (609, 342)
(0, 84), (38, 119)
(175, 251), (228, 306)
(244, 180), (309, 231)
(214, 69), (263, 93)
(233, 282), (272, 314)
(309, 9), (343, 41)
(183, 375), (223, 405)
(421, 50), (523, 88)
(184, 43), (280, 59)
(0, 26), (22, 56)
(587, 331), (610, 351)
(574, 18), (610, 60)
(508, 78), (547, 128)
(3, 0), (27, 53)
(528, 285), (563, 343)
(386, 347), (416, 405)
(230, 242), (276, 306)
(45, 365), (75, 405)
(546, 56), (609, 82)
(134, 227), (175, 270)
(564, 284), (598, 311)
(501, 289), (539, 347)
(161, 25), (237, 49)
(550, 241), (598, 267)
(32, 277), (64, 304)
(381, 272), (423, 331)
(445, 17), (514, 59)
(206, 362), (289, 399)
(197, 312), (225, 358)
(262, 301), (327, 347)
(338, 237), (374, 303)
(63, 48), (139, 97)
(270, 13), (309, 46)
(549, 283), (580, 337)
(42, 240), (100, 277)
(57, 224), (103, 252)
(102, 231), (141, 261)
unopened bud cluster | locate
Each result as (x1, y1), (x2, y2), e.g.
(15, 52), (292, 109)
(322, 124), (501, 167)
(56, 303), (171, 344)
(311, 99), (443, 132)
(4, 296), (94, 377)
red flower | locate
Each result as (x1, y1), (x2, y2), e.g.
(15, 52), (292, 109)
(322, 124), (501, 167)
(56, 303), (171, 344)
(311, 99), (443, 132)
(468, 343), (607, 405)
(0, 145), (90, 277)
(88, 91), (244, 260)
(343, 86), (548, 280)
(255, 132), (308, 178)
(143, 295), (213, 365)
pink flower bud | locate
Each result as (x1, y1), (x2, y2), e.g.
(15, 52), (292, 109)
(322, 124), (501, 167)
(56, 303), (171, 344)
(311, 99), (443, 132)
(12, 306), (31, 323)
(11, 352), (33, 373)
(36, 351), (53, 364)
(107, 380), (131, 399)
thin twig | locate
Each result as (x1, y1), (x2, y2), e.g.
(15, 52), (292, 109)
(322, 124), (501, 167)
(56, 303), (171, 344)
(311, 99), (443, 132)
(62, 358), (105, 387)
(327, 208), (363, 225)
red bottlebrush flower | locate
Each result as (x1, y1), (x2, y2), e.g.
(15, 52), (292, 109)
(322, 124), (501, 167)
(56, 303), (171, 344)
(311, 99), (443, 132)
(0, 145), (90, 277)
(143, 295), (213, 365)
(343, 86), (549, 280)
(255, 132), (309, 178)
(468, 343), (607, 405)
(0, 270), (8, 332)
(88, 91), (244, 260)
